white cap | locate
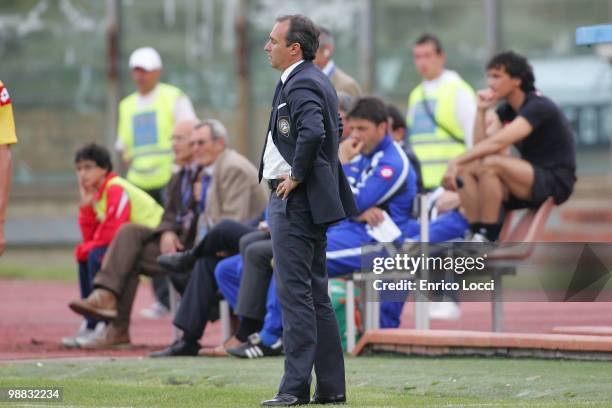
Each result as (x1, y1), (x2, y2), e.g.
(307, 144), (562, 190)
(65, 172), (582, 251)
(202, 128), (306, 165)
(128, 47), (162, 71)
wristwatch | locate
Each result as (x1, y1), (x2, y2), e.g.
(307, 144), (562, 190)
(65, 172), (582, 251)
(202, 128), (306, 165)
(289, 170), (300, 183)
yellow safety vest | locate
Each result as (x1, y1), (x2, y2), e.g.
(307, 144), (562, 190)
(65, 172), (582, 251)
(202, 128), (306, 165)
(118, 83), (182, 190)
(407, 77), (475, 189)
(94, 176), (164, 229)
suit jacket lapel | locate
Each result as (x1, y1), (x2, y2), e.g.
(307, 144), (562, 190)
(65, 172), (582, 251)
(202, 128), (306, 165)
(267, 80), (283, 132)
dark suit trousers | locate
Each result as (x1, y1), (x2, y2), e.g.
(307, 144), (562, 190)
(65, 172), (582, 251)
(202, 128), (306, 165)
(172, 255), (218, 341)
(193, 219), (256, 257)
(235, 231), (272, 320)
(146, 186), (171, 309)
(268, 186), (345, 399)
(94, 224), (167, 329)
(173, 219), (256, 340)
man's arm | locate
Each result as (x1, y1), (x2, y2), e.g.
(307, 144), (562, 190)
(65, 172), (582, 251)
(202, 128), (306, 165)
(455, 88), (477, 148)
(157, 173), (182, 233)
(442, 116), (532, 191)
(349, 156), (409, 214)
(287, 80), (326, 183)
(0, 145), (12, 255)
(276, 79), (327, 199)
(456, 117), (532, 166)
(75, 185), (131, 261)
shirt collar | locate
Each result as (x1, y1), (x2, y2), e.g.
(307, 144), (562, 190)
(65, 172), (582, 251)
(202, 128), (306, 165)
(94, 172), (117, 201)
(321, 60), (335, 77)
(281, 60), (304, 84)
(366, 134), (392, 158)
(187, 161), (199, 173)
(203, 163), (215, 177)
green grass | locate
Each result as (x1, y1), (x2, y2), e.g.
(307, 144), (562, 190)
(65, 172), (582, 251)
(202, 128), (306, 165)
(0, 248), (76, 282)
(1, 356), (611, 407)
(0, 264), (75, 282)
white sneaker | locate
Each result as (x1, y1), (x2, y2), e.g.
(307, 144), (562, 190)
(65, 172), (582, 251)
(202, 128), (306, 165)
(61, 322), (89, 348)
(470, 232), (491, 243)
(139, 301), (170, 319)
(61, 321), (105, 348)
(429, 301), (462, 320)
(74, 321), (107, 348)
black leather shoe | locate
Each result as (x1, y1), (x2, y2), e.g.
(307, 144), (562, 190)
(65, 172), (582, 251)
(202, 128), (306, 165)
(149, 339), (200, 357)
(261, 393), (309, 406)
(310, 393), (346, 404)
(157, 250), (196, 274)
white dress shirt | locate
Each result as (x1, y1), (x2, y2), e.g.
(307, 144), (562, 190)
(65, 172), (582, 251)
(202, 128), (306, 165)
(321, 60), (336, 77)
(262, 60), (304, 180)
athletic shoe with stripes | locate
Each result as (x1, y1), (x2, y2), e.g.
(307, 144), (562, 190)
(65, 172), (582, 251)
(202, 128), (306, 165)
(226, 333), (283, 359)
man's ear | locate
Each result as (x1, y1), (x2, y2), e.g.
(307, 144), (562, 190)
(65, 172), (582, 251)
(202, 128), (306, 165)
(217, 138), (226, 150)
(377, 121), (388, 137)
(290, 42), (301, 57)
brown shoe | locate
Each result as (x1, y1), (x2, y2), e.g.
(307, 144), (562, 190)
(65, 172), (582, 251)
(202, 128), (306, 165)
(69, 288), (118, 321)
(78, 324), (131, 349)
(198, 335), (244, 357)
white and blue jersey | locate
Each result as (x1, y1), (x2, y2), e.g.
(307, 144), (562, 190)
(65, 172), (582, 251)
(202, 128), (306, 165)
(327, 135), (418, 276)
(343, 134), (418, 234)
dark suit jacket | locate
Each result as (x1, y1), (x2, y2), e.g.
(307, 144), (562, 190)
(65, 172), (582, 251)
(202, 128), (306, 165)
(156, 167), (199, 249)
(259, 60), (357, 225)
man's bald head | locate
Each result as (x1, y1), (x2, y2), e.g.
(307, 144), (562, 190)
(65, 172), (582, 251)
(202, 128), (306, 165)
(172, 119), (198, 166)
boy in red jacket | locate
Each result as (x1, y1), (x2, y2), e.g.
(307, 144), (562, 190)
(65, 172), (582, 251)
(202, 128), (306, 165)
(62, 144), (163, 347)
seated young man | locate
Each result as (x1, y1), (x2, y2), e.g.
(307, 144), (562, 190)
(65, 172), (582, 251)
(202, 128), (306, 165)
(62, 144), (164, 347)
(443, 51), (576, 242)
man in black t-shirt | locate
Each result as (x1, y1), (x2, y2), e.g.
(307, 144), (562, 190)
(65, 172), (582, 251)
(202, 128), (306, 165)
(442, 51), (576, 242)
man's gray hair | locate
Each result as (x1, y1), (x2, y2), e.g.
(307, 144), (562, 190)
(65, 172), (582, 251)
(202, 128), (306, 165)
(337, 91), (355, 113)
(318, 26), (334, 48)
(195, 118), (228, 143)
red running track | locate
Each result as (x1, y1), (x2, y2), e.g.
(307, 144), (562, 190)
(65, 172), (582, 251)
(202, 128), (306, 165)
(0, 279), (223, 361)
(1, 279), (612, 360)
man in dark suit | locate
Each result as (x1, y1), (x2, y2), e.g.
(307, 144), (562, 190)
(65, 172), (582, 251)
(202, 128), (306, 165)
(258, 14), (357, 407)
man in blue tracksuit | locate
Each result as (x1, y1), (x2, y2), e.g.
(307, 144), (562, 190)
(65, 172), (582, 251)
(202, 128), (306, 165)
(326, 96), (419, 328)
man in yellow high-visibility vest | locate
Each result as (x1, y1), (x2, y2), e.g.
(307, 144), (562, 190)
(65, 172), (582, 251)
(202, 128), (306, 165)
(116, 47), (197, 204)
(406, 34), (476, 321)
(406, 33), (476, 191)
(0, 80), (17, 256)
(115, 47), (197, 317)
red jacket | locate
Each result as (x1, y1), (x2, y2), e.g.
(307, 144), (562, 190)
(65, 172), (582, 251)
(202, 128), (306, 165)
(75, 172), (131, 262)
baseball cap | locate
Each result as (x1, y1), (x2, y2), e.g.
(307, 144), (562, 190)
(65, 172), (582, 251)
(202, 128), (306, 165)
(129, 47), (162, 71)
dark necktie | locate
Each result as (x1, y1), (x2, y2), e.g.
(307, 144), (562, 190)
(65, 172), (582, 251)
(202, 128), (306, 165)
(198, 173), (212, 214)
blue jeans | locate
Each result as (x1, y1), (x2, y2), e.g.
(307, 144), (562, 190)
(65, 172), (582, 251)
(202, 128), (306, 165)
(78, 246), (108, 329)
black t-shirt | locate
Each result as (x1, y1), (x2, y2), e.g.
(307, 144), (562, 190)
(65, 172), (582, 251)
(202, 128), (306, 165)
(496, 92), (576, 188)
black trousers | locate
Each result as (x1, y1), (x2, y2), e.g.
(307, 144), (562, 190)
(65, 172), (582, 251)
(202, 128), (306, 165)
(173, 255), (218, 340)
(173, 219), (256, 339)
(235, 231), (272, 320)
(193, 219), (256, 258)
(268, 186), (345, 399)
